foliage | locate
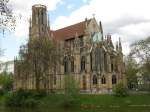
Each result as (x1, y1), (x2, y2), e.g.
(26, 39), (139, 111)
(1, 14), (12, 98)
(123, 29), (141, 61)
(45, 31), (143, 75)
(4, 89), (47, 107)
(64, 75), (80, 96)
(130, 37), (150, 60)
(0, 72), (13, 91)
(113, 82), (128, 97)
(125, 56), (138, 89)
(0, 89), (5, 95)
(60, 96), (79, 108)
(60, 75), (80, 108)
(33, 94), (150, 109)
(130, 36), (150, 90)
(0, 0), (16, 33)
(16, 37), (61, 90)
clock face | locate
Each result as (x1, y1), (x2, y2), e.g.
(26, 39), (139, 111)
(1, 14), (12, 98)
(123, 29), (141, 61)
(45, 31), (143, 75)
(92, 32), (102, 42)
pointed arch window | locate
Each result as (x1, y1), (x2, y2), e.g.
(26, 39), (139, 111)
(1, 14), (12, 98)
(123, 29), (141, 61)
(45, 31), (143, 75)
(104, 52), (107, 72)
(64, 56), (68, 73)
(54, 76), (57, 85)
(93, 75), (97, 85)
(112, 75), (117, 84)
(41, 10), (43, 24)
(81, 56), (86, 72)
(111, 63), (114, 72)
(95, 47), (102, 71)
(71, 57), (74, 73)
(101, 76), (106, 84)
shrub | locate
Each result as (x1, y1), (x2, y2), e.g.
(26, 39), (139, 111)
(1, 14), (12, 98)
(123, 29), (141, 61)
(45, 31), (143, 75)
(60, 97), (79, 108)
(24, 98), (38, 107)
(4, 89), (45, 107)
(60, 75), (80, 108)
(31, 90), (47, 99)
(113, 82), (128, 97)
(0, 89), (4, 96)
(4, 92), (23, 106)
(0, 72), (13, 92)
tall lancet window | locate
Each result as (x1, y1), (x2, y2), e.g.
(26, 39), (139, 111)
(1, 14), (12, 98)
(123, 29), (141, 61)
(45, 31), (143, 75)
(81, 56), (86, 72)
(64, 56), (68, 73)
(101, 75), (106, 84)
(104, 52), (107, 72)
(41, 11), (43, 24)
(36, 10), (40, 24)
(95, 47), (101, 71)
(93, 75), (97, 85)
(54, 76), (57, 85)
(71, 57), (74, 73)
(112, 75), (117, 84)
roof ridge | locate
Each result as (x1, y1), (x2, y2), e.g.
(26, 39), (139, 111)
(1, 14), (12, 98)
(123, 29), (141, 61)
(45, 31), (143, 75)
(53, 18), (92, 31)
(49, 18), (92, 40)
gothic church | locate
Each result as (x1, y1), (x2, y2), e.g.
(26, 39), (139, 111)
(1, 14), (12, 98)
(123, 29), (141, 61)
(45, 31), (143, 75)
(14, 4), (126, 93)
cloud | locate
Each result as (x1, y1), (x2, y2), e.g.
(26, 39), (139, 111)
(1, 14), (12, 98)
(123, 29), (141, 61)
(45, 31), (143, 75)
(51, 0), (150, 55)
(67, 4), (74, 10)
(9, 0), (62, 39)
(82, 0), (88, 3)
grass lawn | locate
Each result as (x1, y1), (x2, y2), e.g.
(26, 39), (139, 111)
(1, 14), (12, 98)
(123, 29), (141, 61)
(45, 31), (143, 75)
(0, 93), (150, 112)
(39, 94), (150, 108)
(79, 94), (150, 107)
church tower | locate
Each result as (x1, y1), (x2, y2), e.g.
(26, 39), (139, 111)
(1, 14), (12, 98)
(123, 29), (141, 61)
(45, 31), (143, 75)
(29, 4), (50, 39)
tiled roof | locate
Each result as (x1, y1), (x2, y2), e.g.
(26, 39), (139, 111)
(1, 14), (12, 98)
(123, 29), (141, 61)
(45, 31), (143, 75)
(50, 19), (91, 40)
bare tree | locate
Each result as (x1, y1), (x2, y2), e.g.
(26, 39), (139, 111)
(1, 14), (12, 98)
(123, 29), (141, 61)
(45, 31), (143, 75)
(130, 37), (150, 90)
(0, 0), (16, 33)
(17, 37), (61, 91)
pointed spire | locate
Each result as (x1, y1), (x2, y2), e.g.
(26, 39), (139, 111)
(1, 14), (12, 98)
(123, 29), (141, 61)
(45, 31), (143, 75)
(47, 14), (50, 29)
(85, 18), (88, 28)
(99, 21), (103, 40)
(119, 37), (122, 52)
(105, 35), (107, 40)
(116, 41), (119, 51)
(29, 17), (32, 28)
(29, 16), (32, 37)
(92, 13), (95, 18)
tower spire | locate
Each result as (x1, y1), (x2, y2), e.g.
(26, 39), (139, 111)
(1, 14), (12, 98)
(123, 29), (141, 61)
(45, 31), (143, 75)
(29, 16), (32, 37)
(99, 21), (103, 40)
(119, 37), (122, 52)
(47, 14), (50, 29)
(30, 16), (32, 25)
(116, 41), (119, 51)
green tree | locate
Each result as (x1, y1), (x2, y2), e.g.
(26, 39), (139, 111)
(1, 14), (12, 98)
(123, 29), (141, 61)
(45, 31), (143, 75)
(0, 72), (13, 91)
(130, 37), (150, 90)
(64, 75), (79, 96)
(125, 56), (138, 89)
(61, 75), (80, 108)
(113, 81), (128, 97)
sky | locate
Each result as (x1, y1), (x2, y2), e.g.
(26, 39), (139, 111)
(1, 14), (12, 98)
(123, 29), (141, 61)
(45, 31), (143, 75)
(1, 0), (150, 62)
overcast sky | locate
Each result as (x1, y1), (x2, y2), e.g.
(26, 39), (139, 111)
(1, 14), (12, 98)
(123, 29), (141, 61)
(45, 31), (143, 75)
(1, 0), (150, 62)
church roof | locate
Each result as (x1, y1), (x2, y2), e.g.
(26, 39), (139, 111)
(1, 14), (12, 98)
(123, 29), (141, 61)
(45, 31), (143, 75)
(50, 19), (91, 40)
